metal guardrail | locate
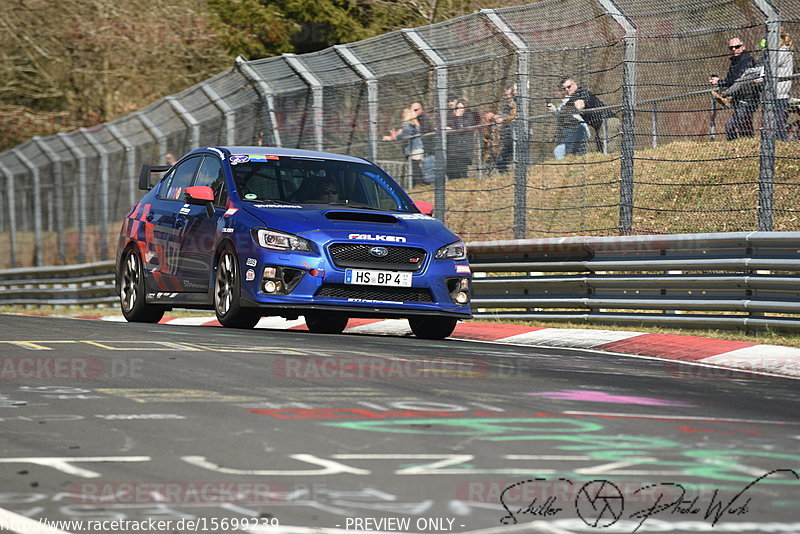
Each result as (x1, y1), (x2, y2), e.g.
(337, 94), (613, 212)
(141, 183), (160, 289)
(0, 260), (117, 307)
(468, 231), (800, 331)
(3, 232), (800, 331)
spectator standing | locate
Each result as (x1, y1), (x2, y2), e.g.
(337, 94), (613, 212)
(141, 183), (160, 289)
(548, 78), (590, 159)
(494, 85), (517, 173)
(383, 107), (424, 185)
(775, 29), (795, 141)
(480, 112), (501, 172)
(446, 98), (480, 180)
(710, 37), (759, 140)
(414, 102), (437, 185)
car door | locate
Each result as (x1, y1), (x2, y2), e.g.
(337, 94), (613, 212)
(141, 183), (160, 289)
(145, 156), (202, 292)
(174, 154), (229, 291)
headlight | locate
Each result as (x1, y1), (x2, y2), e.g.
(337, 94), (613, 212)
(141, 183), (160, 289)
(253, 228), (312, 252)
(435, 240), (467, 261)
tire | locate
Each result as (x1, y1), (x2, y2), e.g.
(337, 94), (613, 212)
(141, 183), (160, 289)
(214, 247), (261, 329)
(119, 248), (165, 323)
(305, 312), (349, 334)
(408, 316), (458, 340)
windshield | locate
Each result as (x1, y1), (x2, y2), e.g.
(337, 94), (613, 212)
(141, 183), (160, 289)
(229, 155), (416, 213)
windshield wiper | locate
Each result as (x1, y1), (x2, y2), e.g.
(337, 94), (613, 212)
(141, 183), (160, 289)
(252, 199), (296, 205)
(324, 202), (388, 210)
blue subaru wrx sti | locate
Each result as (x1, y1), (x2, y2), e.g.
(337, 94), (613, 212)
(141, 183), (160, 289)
(115, 147), (472, 339)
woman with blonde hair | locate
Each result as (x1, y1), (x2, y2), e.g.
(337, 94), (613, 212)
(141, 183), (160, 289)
(775, 29), (794, 140)
(383, 106), (425, 185)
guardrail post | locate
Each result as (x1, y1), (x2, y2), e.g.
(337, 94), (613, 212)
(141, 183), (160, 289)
(57, 133), (88, 263)
(335, 44), (379, 161)
(234, 56), (283, 147)
(404, 29), (448, 223)
(106, 124), (138, 208)
(483, 9), (530, 239)
(596, 0), (637, 235)
(284, 54), (324, 152)
(752, 0), (780, 232)
(32, 137), (65, 264)
(201, 83), (236, 146)
(0, 161), (17, 267)
(14, 148), (43, 266)
(166, 96), (201, 152)
(80, 128), (110, 260)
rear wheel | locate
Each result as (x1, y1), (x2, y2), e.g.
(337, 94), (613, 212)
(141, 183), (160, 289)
(305, 312), (349, 334)
(119, 248), (165, 323)
(214, 247), (261, 329)
(408, 316), (458, 340)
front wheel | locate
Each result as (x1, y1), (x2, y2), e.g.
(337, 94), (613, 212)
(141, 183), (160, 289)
(119, 248), (165, 323)
(408, 316), (458, 340)
(214, 248), (261, 329)
(305, 312), (349, 334)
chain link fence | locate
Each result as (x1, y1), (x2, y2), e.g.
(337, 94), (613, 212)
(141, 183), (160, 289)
(1, 0), (798, 268)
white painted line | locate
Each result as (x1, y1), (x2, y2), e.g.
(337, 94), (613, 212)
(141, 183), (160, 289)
(703, 344), (800, 377)
(255, 317), (306, 329)
(162, 317), (218, 326)
(498, 328), (644, 348)
(99, 315), (127, 322)
(345, 319), (410, 335)
(0, 508), (73, 534)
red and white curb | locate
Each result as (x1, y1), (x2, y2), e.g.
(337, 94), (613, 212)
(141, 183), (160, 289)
(52, 314), (800, 379)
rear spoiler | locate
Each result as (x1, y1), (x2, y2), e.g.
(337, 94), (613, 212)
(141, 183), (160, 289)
(138, 164), (171, 191)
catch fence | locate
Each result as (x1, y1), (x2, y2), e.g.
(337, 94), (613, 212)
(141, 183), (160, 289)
(1, 0), (799, 268)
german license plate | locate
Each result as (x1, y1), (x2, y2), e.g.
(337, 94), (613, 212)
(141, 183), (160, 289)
(344, 269), (412, 287)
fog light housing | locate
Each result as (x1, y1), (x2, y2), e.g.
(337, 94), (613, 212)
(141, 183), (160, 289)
(446, 277), (471, 305)
(260, 266), (305, 295)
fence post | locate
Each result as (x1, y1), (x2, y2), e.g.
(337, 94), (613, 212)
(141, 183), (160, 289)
(235, 56), (283, 147)
(596, 0), (637, 235)
(80, 128), (110, 260)
(752, 0), (780, 231)
(335, 44), (379, 162)
(107, 124), (138, 208)
(136, 112), (168, 165)
(284, 54), (324, 152)
(14, 148), (43, 266)
(651, 102), (658, 148)
(32, 137), (65, 264)
(0, 160), (17, 267)
(483, 9), (530, 239)
(57, 133), (88, 263)
(166, 96), (200, 152)
(404, 29), (448, 223)
(201, 83), (236, 146)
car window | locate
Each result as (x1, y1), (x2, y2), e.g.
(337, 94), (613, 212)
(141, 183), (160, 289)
(195, 155), (228, 206)
(159, 157), (201, 201)
(229, 156), (414, 212)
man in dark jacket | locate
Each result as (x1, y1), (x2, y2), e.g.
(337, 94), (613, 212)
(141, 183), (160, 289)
(710, 37), (758, 140)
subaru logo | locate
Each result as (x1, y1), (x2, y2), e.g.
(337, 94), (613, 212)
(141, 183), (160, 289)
(369, 246), (389, 257)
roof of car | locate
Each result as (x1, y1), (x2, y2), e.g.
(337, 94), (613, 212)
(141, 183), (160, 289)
(205, 146), (371, 164)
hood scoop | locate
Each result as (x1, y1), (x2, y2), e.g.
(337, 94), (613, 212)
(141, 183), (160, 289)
(325, 211), (398, 224)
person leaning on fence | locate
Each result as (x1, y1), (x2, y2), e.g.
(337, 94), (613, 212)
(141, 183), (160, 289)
(446, 97), (480, 180)
(493, 85), (517, 173)
(564, 79), (620, 154)
(547, 78), (591, 159)
(383, 107), (424, 185)
(709, 37), (759, 140)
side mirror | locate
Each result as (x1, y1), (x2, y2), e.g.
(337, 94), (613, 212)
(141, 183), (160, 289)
(185, 186), (216, 217)
(414, 200), (434, 216)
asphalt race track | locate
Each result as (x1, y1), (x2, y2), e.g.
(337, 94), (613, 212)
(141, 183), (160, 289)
(1, 314), (799, 534)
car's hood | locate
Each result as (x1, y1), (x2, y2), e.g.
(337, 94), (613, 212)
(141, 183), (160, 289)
(240, 204), (460, 246)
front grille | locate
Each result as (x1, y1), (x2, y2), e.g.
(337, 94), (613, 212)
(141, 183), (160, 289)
(328, 243), (427, 271)
(317, 283), (434, 303)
